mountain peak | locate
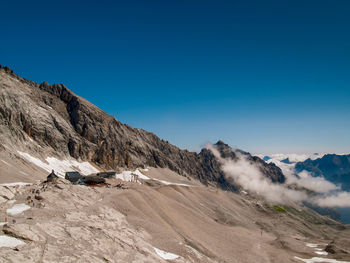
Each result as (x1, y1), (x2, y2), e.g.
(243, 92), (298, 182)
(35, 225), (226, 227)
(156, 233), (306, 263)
(39, 81), (51, 89)
(0, 65), (14, 74)
(215, 140), (227, 146)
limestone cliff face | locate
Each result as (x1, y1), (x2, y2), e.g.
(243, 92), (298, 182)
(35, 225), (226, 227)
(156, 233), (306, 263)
(0, 66), (285, 188)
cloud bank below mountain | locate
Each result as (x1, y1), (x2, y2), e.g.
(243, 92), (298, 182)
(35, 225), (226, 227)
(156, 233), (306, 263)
(209, 146), (350, 208)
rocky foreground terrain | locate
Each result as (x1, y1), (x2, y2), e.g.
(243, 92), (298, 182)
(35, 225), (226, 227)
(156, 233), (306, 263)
(0, 168), (349, 263)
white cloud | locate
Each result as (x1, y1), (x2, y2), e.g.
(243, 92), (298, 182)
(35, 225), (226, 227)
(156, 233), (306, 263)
(208, 145), (307, 204)
(312, 192), (350, 207)
(209, 145), (350, 208)
(265, 157), (340, 194)
(290, 170), (340, 193)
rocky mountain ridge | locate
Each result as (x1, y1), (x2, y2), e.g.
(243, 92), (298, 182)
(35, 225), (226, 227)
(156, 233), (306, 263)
(295, 154), (350, 191)
(0, 66), (284, 189)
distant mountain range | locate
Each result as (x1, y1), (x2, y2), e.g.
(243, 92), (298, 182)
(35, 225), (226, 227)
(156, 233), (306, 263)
(261, 153), (350, 223)
(262, 153), (322, 164)
(295, 154), (350, 191)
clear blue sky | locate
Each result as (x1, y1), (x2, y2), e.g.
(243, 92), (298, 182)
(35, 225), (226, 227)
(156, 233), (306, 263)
(1, 0), (350, 154)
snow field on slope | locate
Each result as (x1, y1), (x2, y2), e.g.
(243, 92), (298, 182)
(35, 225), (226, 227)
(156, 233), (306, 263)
(17, 151), (99, 176)
(115, 169), (150, 182)
(116, 169), (191, 186)
(18, 151), (191, 187)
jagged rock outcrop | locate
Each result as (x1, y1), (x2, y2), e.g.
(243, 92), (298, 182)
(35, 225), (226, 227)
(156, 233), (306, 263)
(212, 140), (285, 183)
(0, 66), (285, 189)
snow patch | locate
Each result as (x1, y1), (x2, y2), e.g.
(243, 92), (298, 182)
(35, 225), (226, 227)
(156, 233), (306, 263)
(0, 235), (25, 247)
(306, 243), (318, 248)
(295, 243), (340, 263)
(0, 160), (11, 166)
(294, 256), (350, 263)
(132, 169), (151, 180)
(154, 247), (179, 260)
(153, 179), (190, 187)
(7, 203), (31, 216)
(115, 169), (191, 186)
(115, 169), (150, 182)
(0, 223), (8, 226)
(17, 151), (100, 176)
(7, 200), (16, 205)
(315, 251), (328, 255)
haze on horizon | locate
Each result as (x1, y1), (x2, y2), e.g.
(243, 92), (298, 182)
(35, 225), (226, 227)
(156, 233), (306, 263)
(1, 0), (349, 154)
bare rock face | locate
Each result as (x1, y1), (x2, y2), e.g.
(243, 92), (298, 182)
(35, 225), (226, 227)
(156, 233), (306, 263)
(0, 66), (285, 189)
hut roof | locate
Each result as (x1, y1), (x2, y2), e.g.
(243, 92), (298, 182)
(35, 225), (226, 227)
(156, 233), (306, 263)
(47, 170), (58, 182)
(65, 171), (83, 182)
